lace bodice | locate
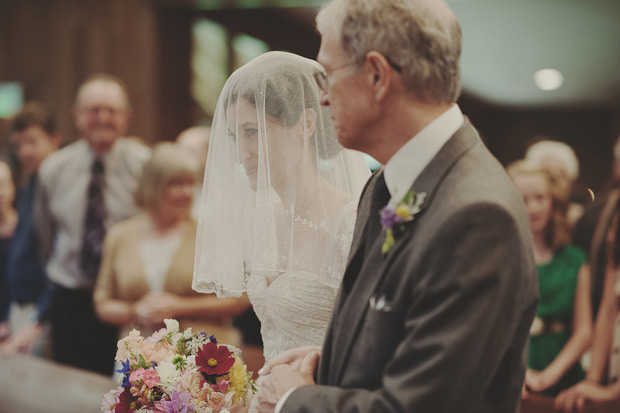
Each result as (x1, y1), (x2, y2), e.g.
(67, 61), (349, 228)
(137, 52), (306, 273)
(247, 201), (357, 362)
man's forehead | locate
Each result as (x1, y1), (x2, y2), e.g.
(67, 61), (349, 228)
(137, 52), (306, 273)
(77, 81), (128, 108)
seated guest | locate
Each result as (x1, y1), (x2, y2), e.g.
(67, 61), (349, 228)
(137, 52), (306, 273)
(0, 161), (17, 342)
(525, 139), (590, 225)
(508, 160), (592, 397)
(556, 209), (620, 411)
(93, 143), (245, 345)
(0, 102), (60, 356)
(175, 125), (210, 220)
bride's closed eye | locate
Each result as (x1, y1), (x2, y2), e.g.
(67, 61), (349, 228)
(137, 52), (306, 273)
(242, 127), (258, 140)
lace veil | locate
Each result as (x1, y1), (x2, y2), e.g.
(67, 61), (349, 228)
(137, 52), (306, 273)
(193, 51), (370, 297)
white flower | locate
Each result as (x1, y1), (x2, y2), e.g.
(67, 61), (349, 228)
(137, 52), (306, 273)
(186, 355), (196, 367)
(164, 319), (180, 333)
(155, 357), (182, 387)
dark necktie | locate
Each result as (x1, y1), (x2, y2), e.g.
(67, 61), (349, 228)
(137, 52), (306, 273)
(80, 158), (106, 279)
(364, 173), (391, 255)
(339, 173), (391, 306)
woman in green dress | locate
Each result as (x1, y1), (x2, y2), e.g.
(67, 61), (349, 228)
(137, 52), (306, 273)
(509, 160), (592, 397)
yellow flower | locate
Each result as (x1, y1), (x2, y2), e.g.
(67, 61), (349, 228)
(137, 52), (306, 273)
(395, 204), (410, 219)
(229, 358), (250, 404)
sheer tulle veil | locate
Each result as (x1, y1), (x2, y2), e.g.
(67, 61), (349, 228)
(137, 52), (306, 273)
(193, 51), (370, 298)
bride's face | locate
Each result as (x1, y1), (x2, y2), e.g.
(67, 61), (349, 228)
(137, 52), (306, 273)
(227, 99), (302, 191)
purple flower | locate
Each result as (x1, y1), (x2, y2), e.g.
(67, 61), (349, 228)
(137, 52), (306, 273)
(159, 390), (195, 413)
(380, 206), (403, 228)
(209, 334), (217, 344)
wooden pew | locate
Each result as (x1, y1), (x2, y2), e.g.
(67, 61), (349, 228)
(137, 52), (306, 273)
(0, 354), (117, 413)
(521, 393), (620, 413)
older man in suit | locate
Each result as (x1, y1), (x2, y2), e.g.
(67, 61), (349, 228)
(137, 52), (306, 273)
(257, 0), (538, 412)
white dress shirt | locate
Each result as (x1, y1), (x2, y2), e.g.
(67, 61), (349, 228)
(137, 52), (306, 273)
(36, 137), (151, 290)
(384, 104), (464, 206)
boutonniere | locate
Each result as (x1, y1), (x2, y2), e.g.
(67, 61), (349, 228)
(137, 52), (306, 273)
(380, 190), (426, 254)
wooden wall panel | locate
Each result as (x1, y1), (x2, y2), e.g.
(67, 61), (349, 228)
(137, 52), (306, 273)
(0, 0), (164, 147)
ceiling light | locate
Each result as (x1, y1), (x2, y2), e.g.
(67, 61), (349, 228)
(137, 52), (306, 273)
(533, 68), (564, 91)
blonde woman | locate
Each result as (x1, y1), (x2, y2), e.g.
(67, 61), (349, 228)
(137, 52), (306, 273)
(94, 143), (245, 346)
(508, 160), (592, 396)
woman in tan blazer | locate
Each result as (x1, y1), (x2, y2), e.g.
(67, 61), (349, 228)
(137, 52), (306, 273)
(94, 143), (246, 346)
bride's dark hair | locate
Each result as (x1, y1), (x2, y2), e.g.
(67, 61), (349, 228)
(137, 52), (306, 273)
(224, 52), (342, 160)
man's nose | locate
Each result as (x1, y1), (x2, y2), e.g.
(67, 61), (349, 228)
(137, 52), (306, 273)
(96, 107), (114, 122)
(319, 89), (330, 106)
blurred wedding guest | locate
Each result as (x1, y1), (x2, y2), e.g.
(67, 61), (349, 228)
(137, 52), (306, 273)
(35, 73), (151, 375)
(0, 102), (60, 357)
(572, 134), (620, 318)
(556, 209), (620, 412)
(508, 160), (592, 396)
(94, 143), (244, 345)
(525, 139), (590, 224)
(0, 162), (17, 342)
(175, 125), (210, 219)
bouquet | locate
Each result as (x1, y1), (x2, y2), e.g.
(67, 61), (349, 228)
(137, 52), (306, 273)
(102, 319), (255, 413)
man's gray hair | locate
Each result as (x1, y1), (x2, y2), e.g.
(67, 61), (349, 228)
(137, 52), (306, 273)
(317, 0), (462, 104)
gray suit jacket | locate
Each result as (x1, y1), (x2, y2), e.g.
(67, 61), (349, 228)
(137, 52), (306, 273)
(283, 120), (538, 412)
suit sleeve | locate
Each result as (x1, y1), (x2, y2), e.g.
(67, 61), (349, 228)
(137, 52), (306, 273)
(283, 202), (537, 412)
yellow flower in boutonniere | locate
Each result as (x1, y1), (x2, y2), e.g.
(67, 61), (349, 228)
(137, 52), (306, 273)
(379, 190), (426, 255)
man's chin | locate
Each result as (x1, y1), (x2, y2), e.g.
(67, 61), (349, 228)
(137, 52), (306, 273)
(88, 135), (119, 153)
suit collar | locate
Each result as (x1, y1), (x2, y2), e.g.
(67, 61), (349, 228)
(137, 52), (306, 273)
(384, 104), (464, 208)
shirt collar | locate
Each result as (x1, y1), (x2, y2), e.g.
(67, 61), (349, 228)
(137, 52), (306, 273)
(383, 104), (464, 207)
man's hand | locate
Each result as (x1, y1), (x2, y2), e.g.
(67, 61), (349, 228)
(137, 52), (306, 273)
(257, 350), (319, 413)
(258, 346), (322, 376)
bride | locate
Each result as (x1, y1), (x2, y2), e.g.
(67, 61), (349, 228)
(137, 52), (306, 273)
(193, 51), (369, 365)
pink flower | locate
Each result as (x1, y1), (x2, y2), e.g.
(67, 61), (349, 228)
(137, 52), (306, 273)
(142, 369), (161, 388)
(101, 386), (122, 411)
(217, 380), (229, 393)
(209, 392), (226, 411)
(115, 329), (144, 361)
(129, 367), (146, 384)
(147, 328), (167, 343)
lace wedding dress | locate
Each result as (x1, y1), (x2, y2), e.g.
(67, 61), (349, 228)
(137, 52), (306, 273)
(246, 201), (357, 362)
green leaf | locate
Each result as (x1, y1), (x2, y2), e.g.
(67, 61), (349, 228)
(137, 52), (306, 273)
(139, 354), (147, 368)
(402, 191), (416, 206)
(381, 229), (395, 255)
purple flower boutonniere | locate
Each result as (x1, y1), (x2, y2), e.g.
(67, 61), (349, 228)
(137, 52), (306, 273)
(380, 190), (426, 255)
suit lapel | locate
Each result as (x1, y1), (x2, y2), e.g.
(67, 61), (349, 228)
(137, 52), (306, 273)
(317, 172), (381, 384)
(327, 119), (481, 385)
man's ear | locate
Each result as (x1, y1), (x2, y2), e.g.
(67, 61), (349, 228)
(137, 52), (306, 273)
(364, 51), (393, 102)
(50, 133), (62, 150)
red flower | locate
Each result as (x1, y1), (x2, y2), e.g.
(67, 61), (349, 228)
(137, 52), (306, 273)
(196, 341), (235, 376)
(115, 387), (137, 413)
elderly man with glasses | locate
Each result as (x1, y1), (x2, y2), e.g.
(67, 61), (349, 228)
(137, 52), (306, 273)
(257, 0), (538, 412)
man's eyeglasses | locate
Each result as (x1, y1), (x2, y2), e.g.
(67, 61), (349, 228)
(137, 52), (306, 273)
(313, 56), (402, 92)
